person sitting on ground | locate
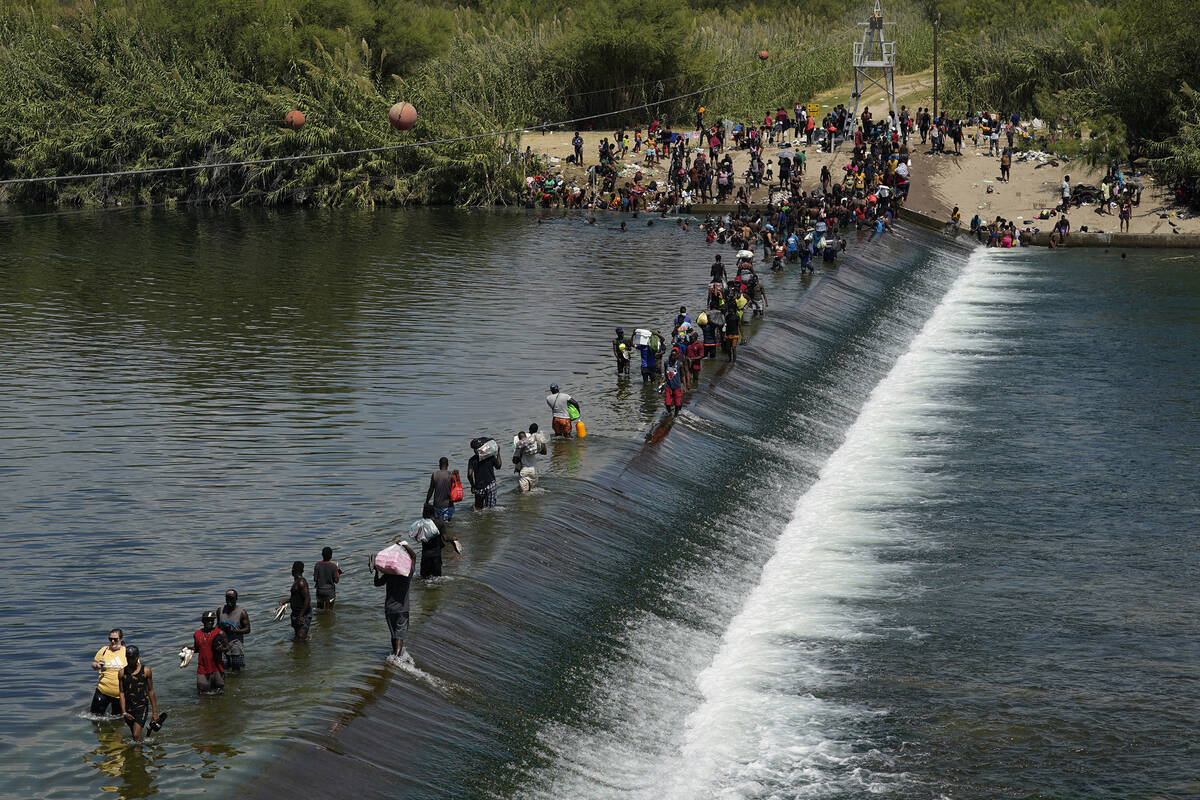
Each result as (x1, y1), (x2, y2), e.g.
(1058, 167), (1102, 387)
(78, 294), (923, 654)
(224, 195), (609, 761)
(1049, 214), (1070, 248)
(947, 206), (962, 234)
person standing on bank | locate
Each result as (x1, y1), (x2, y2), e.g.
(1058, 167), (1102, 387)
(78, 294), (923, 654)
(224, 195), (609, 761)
(215, 589), (250, 673)
(313, 547), (341, 609)
(546, 384), (576, 437)
(371, 541), (417, 662)
(90, 628), (126, 716)
(117, 646), (164, 744)
(425, 457), (456, 522)
(278, 561), (312, 641)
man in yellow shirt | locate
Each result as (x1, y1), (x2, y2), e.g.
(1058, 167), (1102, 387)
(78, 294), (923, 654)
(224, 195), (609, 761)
(90, 628), (126, 716)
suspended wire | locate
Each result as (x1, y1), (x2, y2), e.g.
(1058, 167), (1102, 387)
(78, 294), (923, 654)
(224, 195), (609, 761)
(0, 29), (855, 190)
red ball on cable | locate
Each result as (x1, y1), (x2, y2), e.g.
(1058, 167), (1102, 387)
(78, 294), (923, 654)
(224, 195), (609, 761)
(388, 102), (418, 131)
(284, 110), (305, 130)
(759, 50), (769, 61)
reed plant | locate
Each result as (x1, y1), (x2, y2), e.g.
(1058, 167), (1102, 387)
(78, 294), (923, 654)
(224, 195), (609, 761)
(0, 0), (943, 207)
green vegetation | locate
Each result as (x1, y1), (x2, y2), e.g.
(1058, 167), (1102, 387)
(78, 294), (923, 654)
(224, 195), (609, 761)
(2, 0), (1197, 207)
(0, 0), (939, 207)
(931, 0), (1200, 200)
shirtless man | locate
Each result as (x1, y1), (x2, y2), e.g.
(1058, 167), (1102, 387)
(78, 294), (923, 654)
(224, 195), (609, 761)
(278, 561), (312, 641)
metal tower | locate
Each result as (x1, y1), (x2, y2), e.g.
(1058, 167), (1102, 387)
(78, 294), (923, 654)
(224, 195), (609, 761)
(847, 0), (898, 138)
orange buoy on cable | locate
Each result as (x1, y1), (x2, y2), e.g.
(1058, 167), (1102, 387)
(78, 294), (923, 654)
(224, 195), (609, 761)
(388, 102), (418, 131)
(759, 50), (769, 61)
(284, 110), (305, 130)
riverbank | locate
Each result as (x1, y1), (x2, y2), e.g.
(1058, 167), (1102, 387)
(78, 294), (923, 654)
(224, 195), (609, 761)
(524, 125), (1200, 241)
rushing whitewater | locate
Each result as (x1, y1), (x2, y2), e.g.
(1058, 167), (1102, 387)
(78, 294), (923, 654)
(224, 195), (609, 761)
(501, 249), (1006, 799)
(669, 249), (1004, 797)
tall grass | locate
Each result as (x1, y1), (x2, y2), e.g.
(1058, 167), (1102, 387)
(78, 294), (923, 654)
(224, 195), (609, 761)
(0, 0), (939, 207)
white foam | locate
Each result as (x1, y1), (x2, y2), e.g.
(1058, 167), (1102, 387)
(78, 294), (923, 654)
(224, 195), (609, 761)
(509, 248), (1007, 799)
(666, 248), (1003, 797)
(387, 652), (453, 694)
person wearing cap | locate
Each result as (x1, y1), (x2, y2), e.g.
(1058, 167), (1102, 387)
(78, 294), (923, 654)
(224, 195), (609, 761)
(546, 384), (575, 437)
(184, 611), (228, 694)
(611, 327), (631, 376)
(215, 589), (251, 673)
(117, 645), (164, 743)
(313, 547), (342, 609)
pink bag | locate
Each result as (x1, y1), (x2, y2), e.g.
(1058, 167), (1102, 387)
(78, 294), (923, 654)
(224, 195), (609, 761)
(374, 544), (413, 576)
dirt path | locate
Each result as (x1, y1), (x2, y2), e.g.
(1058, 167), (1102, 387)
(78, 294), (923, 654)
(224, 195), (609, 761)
(518, 72), (1198, 235)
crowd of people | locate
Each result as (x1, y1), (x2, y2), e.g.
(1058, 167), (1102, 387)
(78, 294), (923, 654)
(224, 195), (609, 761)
(86, 96), (943, 748)
(84, 386), (594, 740)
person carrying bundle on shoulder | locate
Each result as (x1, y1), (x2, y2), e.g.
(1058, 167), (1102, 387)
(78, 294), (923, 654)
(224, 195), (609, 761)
(411, 503), (454, 579)
(468, 436), (502, 510)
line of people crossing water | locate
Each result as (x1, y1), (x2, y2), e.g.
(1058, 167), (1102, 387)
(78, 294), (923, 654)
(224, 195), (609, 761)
(82, 107), (918, 748)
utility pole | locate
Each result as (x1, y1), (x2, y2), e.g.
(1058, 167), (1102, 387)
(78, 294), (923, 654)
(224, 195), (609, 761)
(932, 15), (939, 119)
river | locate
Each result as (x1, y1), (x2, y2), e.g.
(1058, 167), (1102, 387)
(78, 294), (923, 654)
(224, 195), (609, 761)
(0, 207), (1195, 799)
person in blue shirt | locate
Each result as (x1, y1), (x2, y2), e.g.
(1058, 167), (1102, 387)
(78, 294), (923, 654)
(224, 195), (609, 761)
(785, 232), (800, 263)
(637, 341), (658, 384)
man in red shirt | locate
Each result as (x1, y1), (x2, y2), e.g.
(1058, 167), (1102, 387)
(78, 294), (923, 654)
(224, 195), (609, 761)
(185, 611), (228, 694)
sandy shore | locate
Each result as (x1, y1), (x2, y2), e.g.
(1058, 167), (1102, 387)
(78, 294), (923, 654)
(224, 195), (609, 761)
(519, 71), (1198, 236)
